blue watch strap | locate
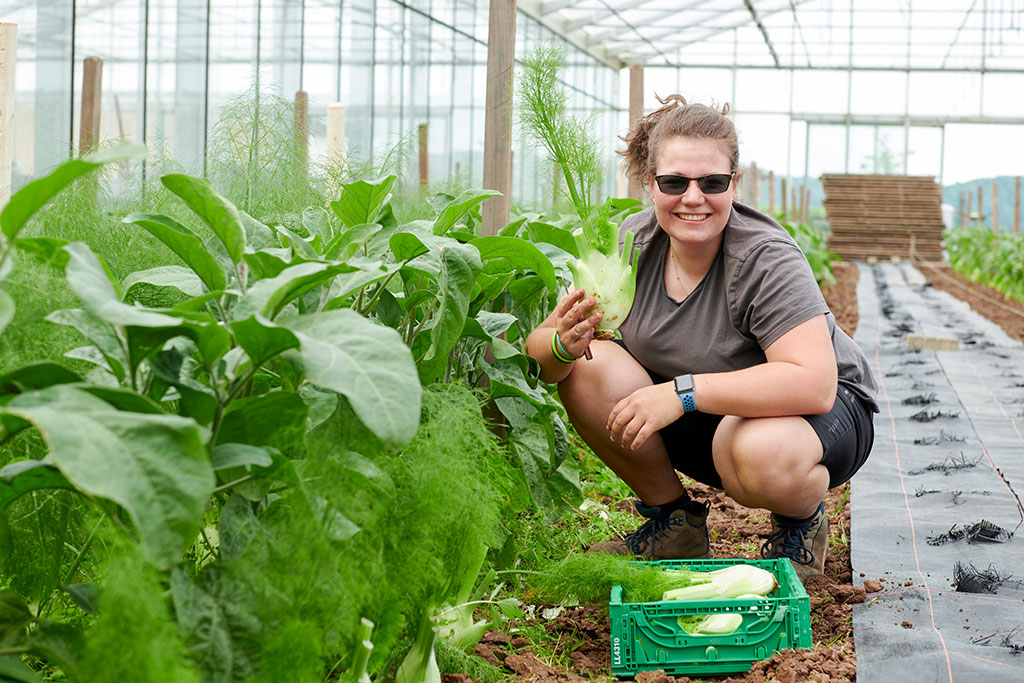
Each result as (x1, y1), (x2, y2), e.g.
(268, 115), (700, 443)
(679, 391), (697, 413)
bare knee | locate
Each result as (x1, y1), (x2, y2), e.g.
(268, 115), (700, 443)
(714, 418), (825, 510)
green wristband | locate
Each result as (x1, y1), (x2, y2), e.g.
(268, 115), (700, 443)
(551, 332), (576, 363)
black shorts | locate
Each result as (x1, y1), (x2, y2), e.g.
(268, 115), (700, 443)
(616, 342), (875, 491)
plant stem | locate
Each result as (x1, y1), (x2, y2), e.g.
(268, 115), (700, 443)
(212, 474), (256, 496)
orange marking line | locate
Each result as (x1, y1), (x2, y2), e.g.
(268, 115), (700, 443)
(871, 278), (954, 683)
(935, 349), (1024, 522)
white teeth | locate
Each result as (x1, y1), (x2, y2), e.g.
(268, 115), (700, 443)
(677, 214), (708, 221)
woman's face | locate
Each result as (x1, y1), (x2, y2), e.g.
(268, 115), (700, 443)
(647, 136), (736, 248)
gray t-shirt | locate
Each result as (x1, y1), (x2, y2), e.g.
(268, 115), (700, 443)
(617, 204), (879, 412)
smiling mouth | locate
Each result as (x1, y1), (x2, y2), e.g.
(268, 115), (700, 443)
(675, 213), (711, 221)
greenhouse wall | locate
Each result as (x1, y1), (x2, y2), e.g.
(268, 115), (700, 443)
(2, 0), (623, 207)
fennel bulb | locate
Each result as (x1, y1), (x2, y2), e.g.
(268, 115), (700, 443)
(567, 201), (639, 338)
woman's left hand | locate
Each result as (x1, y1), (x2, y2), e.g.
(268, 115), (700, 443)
(606, 382), (685, 451)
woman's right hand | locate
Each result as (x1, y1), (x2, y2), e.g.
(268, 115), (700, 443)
(553, 288), (603, 360)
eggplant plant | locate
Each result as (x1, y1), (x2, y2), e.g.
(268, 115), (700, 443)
(0, 139), (587, 680)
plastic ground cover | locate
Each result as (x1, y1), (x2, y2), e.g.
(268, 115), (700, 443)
(851, 262), (1024, 682)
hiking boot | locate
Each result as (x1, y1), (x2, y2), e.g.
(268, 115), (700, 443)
(587, 499), (711, 560)
(760, 502), (829, 583)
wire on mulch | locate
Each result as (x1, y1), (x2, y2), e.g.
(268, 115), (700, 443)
(926, 519), (1018, 546)
(971, 626), (1024, 655)
(953, 562), (1024, 594)
(908, 453), (981, 476)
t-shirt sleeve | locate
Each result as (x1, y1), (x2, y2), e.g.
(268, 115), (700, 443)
(731, 239), (829, 350)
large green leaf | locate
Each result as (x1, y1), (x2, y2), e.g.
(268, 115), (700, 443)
(233, 262), (357, 320)
(497, 397), (581, 512)
(230, 316), (300, 370)
(26, 621), (84, 680)
(171, 566), (261, 683)
(330, 176), (396, 228)
(216, 391), (308, 454)
(123, 266), (206, 299)
(148, 345), (218, 424)
(432, 188), (502, 236)
(324, 223), (383, 261)
(0, 656), (43, 683)
(0, 363), (82, 395)
(391, 232), (482, 382)
(3, 386), (213, 569)
(45, 308), (127, 382)
(122, 213), (228, 291)
(322, 261), (400, 311)
(471, 235), (557, 294)
(63, 242), (182, 328)
(301, 206), (332, 245)
(0, 460), (74, 509)
(526, 221), (578, 257)
(274, 225), (320, 261)
(161, 175), (246, 264)
(278, 309), (421, 447)
(0, 141), (147, 241)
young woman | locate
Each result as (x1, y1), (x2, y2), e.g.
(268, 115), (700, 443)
(525, 95), (878, 581)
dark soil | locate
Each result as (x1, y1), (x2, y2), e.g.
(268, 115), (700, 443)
(454, 261), (868, 683)
(913, 261), (1024, 344)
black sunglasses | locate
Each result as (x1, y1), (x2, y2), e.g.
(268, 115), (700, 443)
(653, 173), (735, 195)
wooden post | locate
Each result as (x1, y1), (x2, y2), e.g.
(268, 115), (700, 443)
(966, 190), (973, 227)
(79, 57), (103, 155)
(791, 186), (797, 222)
(992, 181), (999, 234)
(801, 186), (809, 223)
(958, 191), (965, 227)
(768, 171), (775, 214)
(0, 21), (16, 207)
(326, 103), (345, 163)
(628, 65), (644, 200)
(976, 185), (983, 228)
(481, 0), (516, 236)
(1015, 176), (1021, 233)
(293, 90), (308, 178)
(749, 162), (760, 208)
(418, 123), (428, 187)
(780, 177), (787, 218)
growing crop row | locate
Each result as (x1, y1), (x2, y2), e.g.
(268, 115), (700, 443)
(944, 225), (1024, 304)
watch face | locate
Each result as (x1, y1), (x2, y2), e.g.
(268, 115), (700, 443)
(674, 374), (694, 394)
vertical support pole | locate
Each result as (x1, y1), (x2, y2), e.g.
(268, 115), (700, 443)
(976, 186), (982, 228)
(1014, 176), (1021, 234)
(293, 89), (308, 178)
(802, 186), (810, 223)
(0, 21), (16, 207)
(418, 123), (429, 187)
(958, 191), (965, 227)
(991, 181), (998, 234)
(628, 65), (644, 200)
(966, 190), (973, 227)
(326, 103), (345, 163)
(791, 186), (797, 222)
(80, 57), (103, 155)
(768, 171), (775, 215)
(481, 0), (516, 237)
(780, 177), (787, 219)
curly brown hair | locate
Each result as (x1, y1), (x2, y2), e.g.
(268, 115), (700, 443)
(619, 94), (738, 189)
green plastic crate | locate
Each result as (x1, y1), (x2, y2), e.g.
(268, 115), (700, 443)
(609, 558), (812, 677)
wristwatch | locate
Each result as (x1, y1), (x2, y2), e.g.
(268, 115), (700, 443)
(673, 374), (697, 413)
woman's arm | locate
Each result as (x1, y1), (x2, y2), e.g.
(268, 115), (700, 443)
(607, 314), (837, 450)
(693, 313), (837, 417)
(525, 288), (603, 384)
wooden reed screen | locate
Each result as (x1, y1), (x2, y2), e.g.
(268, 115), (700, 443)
(822, 174), (945, 261)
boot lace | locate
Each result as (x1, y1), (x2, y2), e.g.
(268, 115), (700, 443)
(624, 514), (684, 555)
(761, 517), (818, 566)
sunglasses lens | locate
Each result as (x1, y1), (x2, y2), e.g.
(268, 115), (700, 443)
(698, 174), (732, 194)
(657, 176), (689, 194)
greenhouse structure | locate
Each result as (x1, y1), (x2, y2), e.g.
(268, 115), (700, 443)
(0, 2), (1022, 682)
